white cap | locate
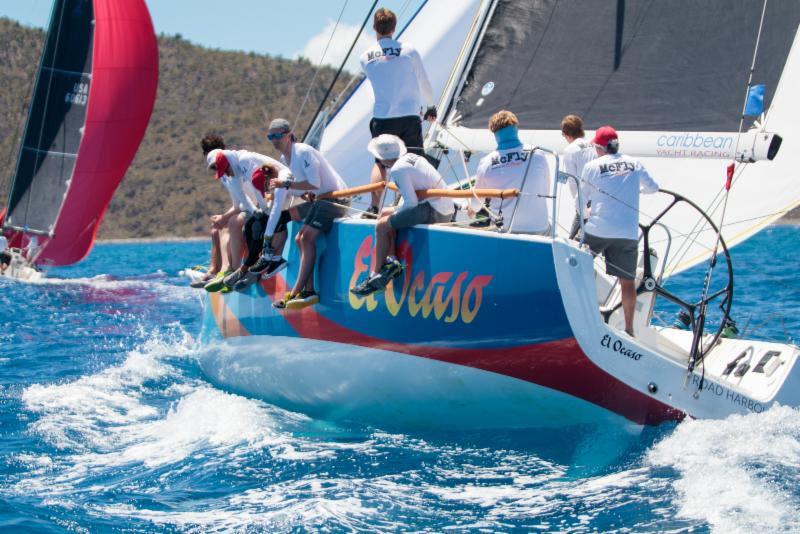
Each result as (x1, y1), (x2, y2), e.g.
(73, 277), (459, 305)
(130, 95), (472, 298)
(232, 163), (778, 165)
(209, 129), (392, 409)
(367, 134), (407, 161)
(206, 149), (222, 169)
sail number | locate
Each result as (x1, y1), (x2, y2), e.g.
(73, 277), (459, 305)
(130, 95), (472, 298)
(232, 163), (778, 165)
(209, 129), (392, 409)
(65, 82), (89, 106)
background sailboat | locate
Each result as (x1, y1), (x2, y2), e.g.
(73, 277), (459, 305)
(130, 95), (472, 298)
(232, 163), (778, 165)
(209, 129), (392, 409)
(1, 0), (158, 272)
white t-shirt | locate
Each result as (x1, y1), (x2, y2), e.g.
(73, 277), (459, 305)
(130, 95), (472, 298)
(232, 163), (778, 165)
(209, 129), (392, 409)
(219, 149), (277, 214)
(563, 137), (596, 212)
(389, 154), (454, 216)
(472, 145), (550, 234)
(360, 37), (434, 119)
(581, 153), (659, 240)
(281, 142), (347, 196)
(0, 236), (7, 253)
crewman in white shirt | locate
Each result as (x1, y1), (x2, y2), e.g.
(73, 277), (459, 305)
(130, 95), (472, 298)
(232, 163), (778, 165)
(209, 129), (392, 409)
(351, 134), (454, 296)
(258, 118), (349, 310)
(469, 110), (550, 235)
(580, 125), (659, 337)
(204, 148), (284, 292)
(561, 114), (596, 238)
(360, 7), (436, 215)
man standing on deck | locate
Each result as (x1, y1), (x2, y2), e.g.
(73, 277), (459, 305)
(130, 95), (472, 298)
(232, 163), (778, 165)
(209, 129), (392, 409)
(361, 7), (437, 217)
(468, 110), (550, 235)
(256, 118), (349, 310)
(561, 114), (596, 239)
(580, 125), (659, 337)
(351, 134), (454, 297)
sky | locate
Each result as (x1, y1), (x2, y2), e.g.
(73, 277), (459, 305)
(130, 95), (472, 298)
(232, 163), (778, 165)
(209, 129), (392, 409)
(0, 0), (425, 71)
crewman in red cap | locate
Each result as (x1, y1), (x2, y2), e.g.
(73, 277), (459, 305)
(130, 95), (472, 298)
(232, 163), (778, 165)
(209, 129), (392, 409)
(580, 125), (659, 337)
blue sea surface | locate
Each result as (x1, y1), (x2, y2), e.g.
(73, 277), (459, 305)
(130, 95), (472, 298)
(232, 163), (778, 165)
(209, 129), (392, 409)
(2, 227), (800, 532)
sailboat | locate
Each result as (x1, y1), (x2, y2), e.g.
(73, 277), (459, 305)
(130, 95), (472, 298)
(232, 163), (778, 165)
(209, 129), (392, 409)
(0, 0), (158, 280)
(197, 0), (800, 428)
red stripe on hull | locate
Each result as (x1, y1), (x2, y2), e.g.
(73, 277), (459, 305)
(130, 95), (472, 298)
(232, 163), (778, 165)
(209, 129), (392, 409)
(213, 275), (685, 425)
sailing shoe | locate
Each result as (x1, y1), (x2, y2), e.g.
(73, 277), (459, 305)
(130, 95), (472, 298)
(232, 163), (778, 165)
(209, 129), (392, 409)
(223, 269), (245, 288)
(273, 291), (295, 309)
(360, 205), (379, 219)
(350, 273), (389, 297)
(204, 271), (230, 292)
(249, 255), (272, 274)
(232, 271), (260, 291)
(190, 274), (213, 289)
(378, 258), (403, 281)
(260, 258), (288, 280)
(286, 290), (320, 310)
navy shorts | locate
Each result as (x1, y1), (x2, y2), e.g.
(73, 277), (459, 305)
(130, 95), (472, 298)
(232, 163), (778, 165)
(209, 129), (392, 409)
(370, 115), (424, 156)
(584, 233), (638, 280)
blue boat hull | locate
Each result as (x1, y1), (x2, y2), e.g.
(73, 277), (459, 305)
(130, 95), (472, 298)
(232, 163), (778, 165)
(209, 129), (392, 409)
(199, 220), (683, 427)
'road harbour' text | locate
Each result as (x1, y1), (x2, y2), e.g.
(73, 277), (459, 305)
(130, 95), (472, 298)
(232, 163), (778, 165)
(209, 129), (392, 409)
(348, 236), (492, 324)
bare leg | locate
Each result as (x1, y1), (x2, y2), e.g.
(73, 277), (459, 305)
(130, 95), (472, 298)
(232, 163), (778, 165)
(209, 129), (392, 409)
(620, 278), (636, 335)
(271, 230), (288, 256)
(292, 225), (321, 295)
(374, 216), (396, 271)
(219, 228), (231, 272)
(209, 228), (222, 275)
(369, 163), (387, 208)
(227, 213), (246, 269)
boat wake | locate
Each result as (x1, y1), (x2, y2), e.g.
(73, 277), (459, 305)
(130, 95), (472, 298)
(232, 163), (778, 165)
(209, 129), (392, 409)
(6, 323), (800, 531)
(647, 405), (800, 533)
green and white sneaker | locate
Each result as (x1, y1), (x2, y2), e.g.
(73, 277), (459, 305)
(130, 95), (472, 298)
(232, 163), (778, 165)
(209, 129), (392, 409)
(204, 271), (230, 292)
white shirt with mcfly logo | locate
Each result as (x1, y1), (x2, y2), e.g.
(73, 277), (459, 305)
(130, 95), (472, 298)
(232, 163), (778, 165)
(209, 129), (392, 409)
(360, 37), (434, 119)
(473, 146), (550, 234)
(581, 153), (659, 240)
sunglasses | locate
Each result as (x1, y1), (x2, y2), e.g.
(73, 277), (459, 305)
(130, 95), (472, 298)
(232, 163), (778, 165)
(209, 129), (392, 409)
(267, 131), (287, 141)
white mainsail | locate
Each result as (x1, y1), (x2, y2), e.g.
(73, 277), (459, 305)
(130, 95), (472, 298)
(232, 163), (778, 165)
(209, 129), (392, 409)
(318, 0), (483, 188)
(318, 0), (800, 278)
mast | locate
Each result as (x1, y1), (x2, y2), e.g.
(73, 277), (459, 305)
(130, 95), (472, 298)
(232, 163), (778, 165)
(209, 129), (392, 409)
(3, 0), (94, 241)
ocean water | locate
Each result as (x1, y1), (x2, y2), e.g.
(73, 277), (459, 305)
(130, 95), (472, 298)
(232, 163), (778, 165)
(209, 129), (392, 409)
(1, 227), (800, 532)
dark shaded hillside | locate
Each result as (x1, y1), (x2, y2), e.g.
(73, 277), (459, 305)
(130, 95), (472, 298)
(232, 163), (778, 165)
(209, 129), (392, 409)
(0, 17), (350, 238)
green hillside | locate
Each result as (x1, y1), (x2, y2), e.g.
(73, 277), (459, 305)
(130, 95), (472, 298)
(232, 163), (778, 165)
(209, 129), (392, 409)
(1, 17), (798, 240)
(0, 17), (351, 238)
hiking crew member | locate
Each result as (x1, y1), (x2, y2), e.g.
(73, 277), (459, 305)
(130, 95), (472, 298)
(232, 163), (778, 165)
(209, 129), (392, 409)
(561, 114), (597, 239)
(351, 134), (454, 296)
(193, 135), (229, 288)
(0, 235), (11, 273)
(361, 7), (436, 215)
(204, 148), (284, 292)
(580, 125), (659, 337)
(260, 118), (349, 310)
(469, 110), (550, 235)
(234, 161), (296, 290)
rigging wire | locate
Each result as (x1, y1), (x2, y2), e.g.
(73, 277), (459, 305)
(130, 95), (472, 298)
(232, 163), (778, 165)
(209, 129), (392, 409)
(688, 0), (770, 373)
(292, 0), (350, 130)
(302, 0), (379, 142)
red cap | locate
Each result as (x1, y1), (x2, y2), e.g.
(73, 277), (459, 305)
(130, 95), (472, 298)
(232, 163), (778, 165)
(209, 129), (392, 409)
(251, 167), (267, 192)
(592, 125), (618, 148)
(214, 151), (229, 179)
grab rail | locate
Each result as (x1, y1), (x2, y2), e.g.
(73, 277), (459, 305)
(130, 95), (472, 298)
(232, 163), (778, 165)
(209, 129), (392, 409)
(317, 181), (519, 202)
